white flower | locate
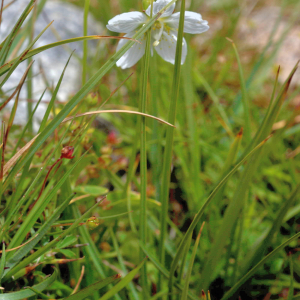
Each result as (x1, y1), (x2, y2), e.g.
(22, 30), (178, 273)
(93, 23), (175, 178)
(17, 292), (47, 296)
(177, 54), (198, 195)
(106, 0), (209, 69)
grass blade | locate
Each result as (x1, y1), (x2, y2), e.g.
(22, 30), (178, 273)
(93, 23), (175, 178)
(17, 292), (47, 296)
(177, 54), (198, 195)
(288, 255), (294, 300)
(3, 0), (177, 191)
(181, 223), (205, 300)
(12, 88), (46, 155)
(39, 51), (74, 132)
(0, 242), (5, 283)
(159, 0), (185, 291)
(200, 61), (298, 290)
(168, 136), (270, 294)
(0, 36), (138, 77)
(82, 0), (90, 85)
(226, 38), (251, 141)
(0, 0), (35, 65)
(241, 61), (298, 161)
(64, 274), (121, 300)
(1, 268), (57, 300)
(221, 231), (300, 300)
(240, 184), (300, 275)
(140, 244), (200, 300)
(6, 149), (88, 252)
(0, 20), (53, 90)
(98, 259), (146, 300)
(110, 228), (139, 299)
(2, 197), (103, 281)
(139, 2), (152, 296)
(4, 194), (75, 273)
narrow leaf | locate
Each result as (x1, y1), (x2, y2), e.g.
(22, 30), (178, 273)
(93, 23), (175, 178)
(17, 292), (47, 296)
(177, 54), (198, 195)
(98, 260), (145, 300)
(64, 274), (121, 300)
(0, 269), (56, 300)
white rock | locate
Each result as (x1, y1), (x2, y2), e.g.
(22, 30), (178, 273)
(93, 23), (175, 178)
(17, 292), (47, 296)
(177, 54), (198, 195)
(1, 0), (103, 127)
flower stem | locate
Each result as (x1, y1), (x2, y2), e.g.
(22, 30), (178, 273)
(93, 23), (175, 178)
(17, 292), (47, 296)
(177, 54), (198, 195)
(158, 0), (186, 293)
(139, 3), (153, 298)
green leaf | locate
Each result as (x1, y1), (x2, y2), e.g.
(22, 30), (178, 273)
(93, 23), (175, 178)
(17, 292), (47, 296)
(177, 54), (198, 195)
(38, 51), (74, 132)
(0, 268), (57, 300)
(0, 36), (125, 77)
(140, 244), (200, 300)
(0, 0), (35, 65)
(2, 197), (102, 281)
(99, 259), (145, 300)
(7, 151), (87, 252)
(0, 20), (53, 90)
(4, 194), (75, 276)
(64, 274), (121, 300)
(240, 184), (300, 275)
(0, 242), (6, 282)
(199, 62), (299, 290)
(56, 236), (78, 249)
(158, 1), (186, 290)
(288, 256), (294, 300)
(3, 0), (177, 192)
(227, 39), (251, 141)
(74, 185), (109, 196)
(168, 136), (269, 293)
(221, 231), (300, 300)
(59, 249), (77, 259)
(181, 224), (204, 300)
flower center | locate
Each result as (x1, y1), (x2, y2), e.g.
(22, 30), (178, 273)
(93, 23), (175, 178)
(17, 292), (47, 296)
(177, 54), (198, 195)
(152, 20), (164, 47)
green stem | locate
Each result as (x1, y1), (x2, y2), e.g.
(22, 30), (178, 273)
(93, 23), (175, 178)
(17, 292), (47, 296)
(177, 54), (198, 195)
(82, 0), (90, 86)
(229, 39), (251, 141)
(158, 0), (186, 293)
(139, 3), (153, 297)
(26, 3), (37, 134)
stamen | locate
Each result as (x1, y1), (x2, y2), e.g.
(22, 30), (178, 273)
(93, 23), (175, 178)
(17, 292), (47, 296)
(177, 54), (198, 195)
(152, 21), (164, 47)
(153, 40), (160, 47)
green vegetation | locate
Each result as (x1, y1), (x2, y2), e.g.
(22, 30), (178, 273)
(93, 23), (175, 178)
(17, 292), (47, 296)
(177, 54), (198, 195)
(0, 0), (300, 299)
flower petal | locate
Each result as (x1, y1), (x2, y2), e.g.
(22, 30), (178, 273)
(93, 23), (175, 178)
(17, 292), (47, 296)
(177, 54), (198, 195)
(146, 0), (175, 18)
(116, 32), (146, 69)
(107, 12), (148, 33)
(154, 30), (187, 65)
(165, 11), (209, 34)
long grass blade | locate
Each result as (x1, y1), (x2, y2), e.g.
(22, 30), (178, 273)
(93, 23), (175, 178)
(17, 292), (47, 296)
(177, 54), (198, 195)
(98, 259), (146, 300)
(1, 268), (56, 300)
(4, 194), (75, 272)
(0, 36), (139, 77)
(159, 0), (185, 292)
(140, 244), (200, 300)
(0, 242), (5, 283)
(226, 38), (251, 141)
(6, 149), (88, 251)
(168, 136), (271, 293)
(181, 223), (205, 300)
(221, 231), (300, 300)
(0, 0), (35, 65)
(0, 20), (53, 90)
(64, 274), (121, 300)
(39, 51), (74, 132)
(3, 0), (177, 191)
(2, 196), (103, 281)
(240, 184), (300, 275)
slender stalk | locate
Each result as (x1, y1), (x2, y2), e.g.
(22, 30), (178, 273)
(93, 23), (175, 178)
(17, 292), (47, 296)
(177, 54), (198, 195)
(227, 38), (251, 141)
(139, 2), (153, 297)
(158, 0), (186, 292)
(26, 3), (37, 134)
(82, 0), (90, 85)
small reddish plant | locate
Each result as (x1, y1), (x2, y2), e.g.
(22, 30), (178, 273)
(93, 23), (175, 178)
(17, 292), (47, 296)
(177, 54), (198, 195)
(29, 146), (75, 211)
